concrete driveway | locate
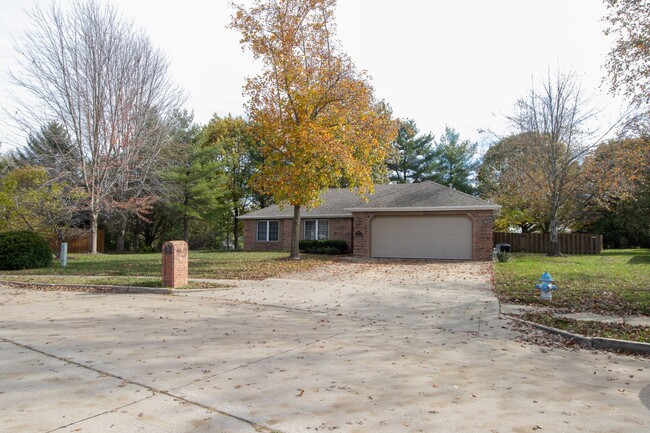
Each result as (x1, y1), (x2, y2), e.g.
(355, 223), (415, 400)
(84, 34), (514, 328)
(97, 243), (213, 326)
(1, 261), (648, 433)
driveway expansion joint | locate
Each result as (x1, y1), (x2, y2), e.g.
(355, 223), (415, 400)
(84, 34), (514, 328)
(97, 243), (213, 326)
(0, 336), (278, 433)
(44, 396), (153, 433)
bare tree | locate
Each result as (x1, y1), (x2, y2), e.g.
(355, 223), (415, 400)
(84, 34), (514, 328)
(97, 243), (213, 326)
(508, 71), (606, 256)
(604, 0), (650, 109)
(10, 0), (183, 253)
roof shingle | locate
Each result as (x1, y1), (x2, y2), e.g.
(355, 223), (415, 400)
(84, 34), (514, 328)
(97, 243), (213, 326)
(240, 181), (500, 219)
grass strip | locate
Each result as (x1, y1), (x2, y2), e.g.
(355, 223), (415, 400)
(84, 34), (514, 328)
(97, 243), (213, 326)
(520, 311), (650, 343)
(493, 249), (650, 315)
(0, 276), (230, 290)
(0, 251), (335, 280)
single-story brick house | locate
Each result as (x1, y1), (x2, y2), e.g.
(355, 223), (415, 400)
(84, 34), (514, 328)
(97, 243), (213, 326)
(240, 181), (501, 261)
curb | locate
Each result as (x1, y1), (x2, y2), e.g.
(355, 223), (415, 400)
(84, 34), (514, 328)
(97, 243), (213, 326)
(0, 280), (233, 295)
(0, 279), (236, 295)
(505, 315), (650, 354)
(0, 280), (173, 294)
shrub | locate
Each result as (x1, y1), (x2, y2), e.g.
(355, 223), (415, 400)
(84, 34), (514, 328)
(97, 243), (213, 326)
(299, 240), (316, 251)
(0, 231), (53, 270)
(316, 247), (341, 254)
(299, 239), (348, 254)
(496, 251), (512, 262)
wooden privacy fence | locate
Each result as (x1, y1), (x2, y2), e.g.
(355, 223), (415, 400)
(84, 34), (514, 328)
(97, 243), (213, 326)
(493, 232), (603, 255)
(51, 230), (105, 254)
(67, 229), (105, 253)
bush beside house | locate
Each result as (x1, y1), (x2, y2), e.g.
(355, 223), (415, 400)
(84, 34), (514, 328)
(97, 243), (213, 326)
(299, 239), (348, 254)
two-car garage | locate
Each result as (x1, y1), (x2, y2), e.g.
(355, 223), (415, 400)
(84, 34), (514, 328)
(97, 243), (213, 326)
(370, 215), (473, 260)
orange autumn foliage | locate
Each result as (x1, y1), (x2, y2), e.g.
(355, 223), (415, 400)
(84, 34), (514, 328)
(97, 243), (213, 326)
(583, 136), (650, 208)
(230, 0), (397, 209)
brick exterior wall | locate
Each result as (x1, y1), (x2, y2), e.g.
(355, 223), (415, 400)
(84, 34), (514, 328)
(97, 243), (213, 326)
(352, 210), (495, 261)
(244, 211), (495, 260)
(352, 212), (371, 258)
(471, 210), (496, 261)
(243, 219), (286, 252)
(329, 218), (353, 251)
(243, 218), (353, 252)
(282, 219), (293, 251)
(161, 240), (188, 288)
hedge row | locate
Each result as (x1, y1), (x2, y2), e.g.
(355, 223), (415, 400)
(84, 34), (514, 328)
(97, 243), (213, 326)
(299, 239), (348, 254)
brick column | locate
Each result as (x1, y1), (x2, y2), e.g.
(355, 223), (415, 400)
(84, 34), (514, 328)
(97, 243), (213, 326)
(471, 211), (495, 261)
(282, 219), (293, 251)
(162, 240), (188, 288)
(352, 212), (371, 258)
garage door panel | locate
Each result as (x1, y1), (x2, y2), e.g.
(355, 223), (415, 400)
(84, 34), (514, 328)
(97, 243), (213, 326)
(371, 216), (472, 259)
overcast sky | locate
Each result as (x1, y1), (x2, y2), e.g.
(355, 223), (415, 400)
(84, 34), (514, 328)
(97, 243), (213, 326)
(0, 0), (627, 152)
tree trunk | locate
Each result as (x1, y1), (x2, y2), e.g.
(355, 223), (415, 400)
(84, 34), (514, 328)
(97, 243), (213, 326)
(144, 226), (155, 250)
(133, 221), (141, 253)
(90, 212), (99, 254)
(233, 206), (240, 250)
(290, 204), (301, 259)
(116, 213), (127, 254)
(548, 192), (562, 256)
(548, 214), (561, 256)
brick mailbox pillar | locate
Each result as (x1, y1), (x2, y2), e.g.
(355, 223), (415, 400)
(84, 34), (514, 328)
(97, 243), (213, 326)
(162, 240), (188, 288)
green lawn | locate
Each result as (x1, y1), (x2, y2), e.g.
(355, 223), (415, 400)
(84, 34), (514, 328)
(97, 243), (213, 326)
(0, 251), (335, 281)
(494, 249), (650, 316)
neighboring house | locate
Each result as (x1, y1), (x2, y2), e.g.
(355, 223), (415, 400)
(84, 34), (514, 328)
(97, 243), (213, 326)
(240, 181), (501, 261)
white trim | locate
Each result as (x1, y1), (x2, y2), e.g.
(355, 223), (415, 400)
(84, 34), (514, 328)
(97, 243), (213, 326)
(256, 220), (280, 242)
(304, 219), (330, 240)
(240, 214), (352, 220)
(344, 205), (501, 212)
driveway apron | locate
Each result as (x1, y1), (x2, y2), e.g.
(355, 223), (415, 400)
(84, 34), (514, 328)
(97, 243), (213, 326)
(0, 261), (648, 432)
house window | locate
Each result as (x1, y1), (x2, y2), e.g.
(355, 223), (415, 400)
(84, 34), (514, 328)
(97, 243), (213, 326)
(257, 220), (279, 242)
(304, 219), (329, 240)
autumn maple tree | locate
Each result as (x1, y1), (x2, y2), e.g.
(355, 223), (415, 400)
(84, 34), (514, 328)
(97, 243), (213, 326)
(478, 133), (551, 232)
(583, 137), (650, 208)
(580, 136), (650, 246)
(230, 0), (397, 258)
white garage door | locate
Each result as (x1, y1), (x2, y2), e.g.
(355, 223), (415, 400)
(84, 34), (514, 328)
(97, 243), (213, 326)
(371, 216), (472, 259)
